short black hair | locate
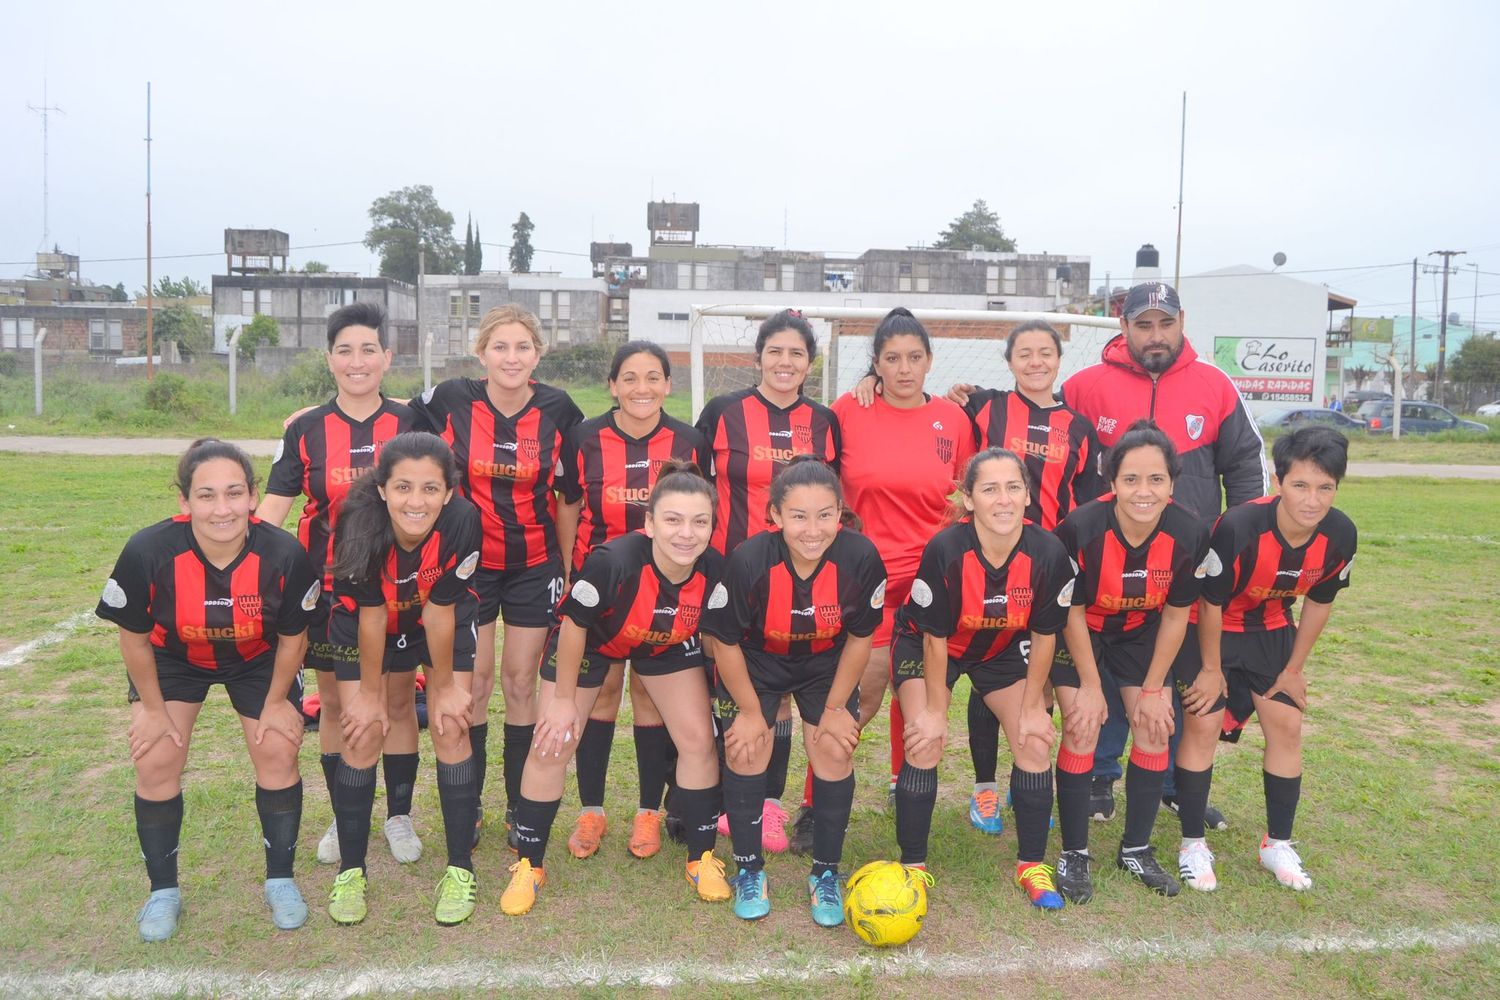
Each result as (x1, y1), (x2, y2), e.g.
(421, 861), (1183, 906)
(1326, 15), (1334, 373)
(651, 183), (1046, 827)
(1273, 425), (1348, 483)
(327, 301), (387, 349)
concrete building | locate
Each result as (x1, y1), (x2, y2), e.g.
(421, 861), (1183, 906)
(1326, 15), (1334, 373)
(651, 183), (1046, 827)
(418, 273), (611, 360)
(211, 273), (417, 357)
(0, 302), (147, 359)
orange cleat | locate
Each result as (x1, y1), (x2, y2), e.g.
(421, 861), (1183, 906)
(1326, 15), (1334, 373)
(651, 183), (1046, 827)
(629, 809), (663, 859)
(567, 811), (608, 859)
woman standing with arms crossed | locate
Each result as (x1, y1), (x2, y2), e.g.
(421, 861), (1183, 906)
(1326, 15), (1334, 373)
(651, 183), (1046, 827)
(97, 439), (319, 941)
(323, 432), (485, 926)
(259, 302), (420, 868)
(704, 458), (886, 926)
(554, 342), (710, 861)
(408, 304), (584, 850)
(695, 310), (840, 854)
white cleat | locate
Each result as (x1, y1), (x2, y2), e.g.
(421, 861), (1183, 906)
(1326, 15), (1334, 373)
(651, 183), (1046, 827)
(1178, 840), (1218, 892)
(317, 820), (340, 865)
(384, 814), (424, 864)
(1259, 837), (1312, 891)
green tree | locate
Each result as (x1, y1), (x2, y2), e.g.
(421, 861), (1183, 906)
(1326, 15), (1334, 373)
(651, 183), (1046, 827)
(145, 275), (208, 298)
(364, 184), (461, 283)
(510, 212), (535, 274)
(473, 222), (482, 273)
(464, 214), (483, 276)
(302, 260), (330, 274)
(933, 199), (1016, 252)
(1449, 334), (1500, 384)
(108, 282), (129, 302)
(150, 302), (212, 360)
(236, 313), (280, 360)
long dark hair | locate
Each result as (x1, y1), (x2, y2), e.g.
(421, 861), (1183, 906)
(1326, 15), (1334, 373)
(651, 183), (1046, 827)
(176, 438), (257, 497)
(331, 432), (460, 584)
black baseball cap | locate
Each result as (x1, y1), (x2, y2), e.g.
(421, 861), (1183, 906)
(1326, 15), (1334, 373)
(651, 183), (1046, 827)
(1123, 281), (1181, 321)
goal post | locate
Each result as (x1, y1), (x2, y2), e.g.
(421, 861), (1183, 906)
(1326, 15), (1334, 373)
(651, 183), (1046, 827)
(687, 304), (1125, 420)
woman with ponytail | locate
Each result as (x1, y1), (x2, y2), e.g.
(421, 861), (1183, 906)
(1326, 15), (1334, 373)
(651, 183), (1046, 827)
(324, 432), (485, 926)
(501, 462), (730, 915)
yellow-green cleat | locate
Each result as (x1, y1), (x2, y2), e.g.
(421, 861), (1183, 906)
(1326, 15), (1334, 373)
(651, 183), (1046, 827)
(328, 868), (367, 926)
(435, 865), (478, 925)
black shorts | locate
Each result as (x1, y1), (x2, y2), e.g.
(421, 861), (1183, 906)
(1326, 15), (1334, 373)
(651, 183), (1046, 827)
(472, 561), (565, 628)
(1170, 622), (1229, 713)
(303, 593), (341, 673)
(711, 666), (859, 728)
(1223, 626), (1300, 711)
(1050, 622), (1161, 689)
(325, 606), (478, 682)
(889, 629), (1028, 698)
(128, 652), (302, 720)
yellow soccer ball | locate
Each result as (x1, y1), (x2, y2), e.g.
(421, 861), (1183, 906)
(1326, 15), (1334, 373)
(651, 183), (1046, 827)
(843, 860), (928, 947)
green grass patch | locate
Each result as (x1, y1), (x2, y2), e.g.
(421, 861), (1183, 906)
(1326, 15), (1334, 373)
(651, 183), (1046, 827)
(0, 463), (1496, 994)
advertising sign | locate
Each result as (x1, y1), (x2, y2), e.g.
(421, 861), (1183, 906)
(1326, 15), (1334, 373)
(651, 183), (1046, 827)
(1213, 336), (1317, 402)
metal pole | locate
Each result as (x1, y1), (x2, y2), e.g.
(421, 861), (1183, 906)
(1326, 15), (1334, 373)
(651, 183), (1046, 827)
(145, 82), (154, 380)
(1390, 352), (1403, 439)
(33, 328), (47, 415)
(423, 331), (433, 392)
(227, 326), (242, 415)
(689, 307), (705, 421)
(1430, 250), (1464, 406)
(1173, 91), (1186, 287)
(1409, 258), (1418, 396)
(418, 245), (429, 388)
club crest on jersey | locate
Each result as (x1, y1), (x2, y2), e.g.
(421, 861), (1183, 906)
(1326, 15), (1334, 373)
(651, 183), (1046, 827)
(1304, 566), (1324, 586)
(935, 436), (954, 464)
(1011, 586), (1033, 608)
(1149, 568), (1173, 589)
(519, 436), (539, 461)
(793, 423), (813, 448)
(678, 603), (700, 633)
(236, 594), (263, 618)
(419, 566), (443, 589)
(815, 603), (842, 628)
(1185, 414), (1205, 440)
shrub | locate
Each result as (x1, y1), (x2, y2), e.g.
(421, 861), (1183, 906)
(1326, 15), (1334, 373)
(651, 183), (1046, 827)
(534, 341), (616, 386)
(143, 372), (189, 412)
(275, 350), (336, 399)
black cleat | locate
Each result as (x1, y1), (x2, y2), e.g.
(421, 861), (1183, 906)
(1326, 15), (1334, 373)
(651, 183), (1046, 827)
(1055, 850), (1094, 904)
(1161, 796), (1229, 832)
(505, 805), (521, 854)
(1090, 777), (1116, 823)
(788, 805), (815, 856)
(1116, 844), (1182, 897)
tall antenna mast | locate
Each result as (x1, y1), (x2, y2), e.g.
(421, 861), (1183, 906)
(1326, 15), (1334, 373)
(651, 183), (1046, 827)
(27, 76), (64, 251)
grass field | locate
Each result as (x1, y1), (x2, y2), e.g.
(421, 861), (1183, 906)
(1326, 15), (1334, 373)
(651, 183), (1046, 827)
(0, 455), (1497, 998)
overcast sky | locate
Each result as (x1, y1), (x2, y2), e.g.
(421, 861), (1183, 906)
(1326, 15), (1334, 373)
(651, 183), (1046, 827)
(4, 0), (1498, 325)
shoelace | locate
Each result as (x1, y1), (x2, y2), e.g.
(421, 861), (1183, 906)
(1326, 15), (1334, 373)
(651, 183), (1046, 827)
(696, 854), (728, 882)
(441, 869), (476, 900)
(577, 814), (607, 838)
(763, 807), (786, 837)
(973, 788), (1001, 817)
(812, 872), (842, 907)
(266, 881), (302, 905)
(1017, 863), (1057, 892)
(734, 871), (764, 902)
(906, 866), (936, 889)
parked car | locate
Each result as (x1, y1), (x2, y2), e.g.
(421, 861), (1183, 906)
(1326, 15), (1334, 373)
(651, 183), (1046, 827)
(1342, 390), (1391, 412)
(1475, 401), (1500, 417)
(1257, 407), (1367, 430)
(1355, 400), (1488, 434)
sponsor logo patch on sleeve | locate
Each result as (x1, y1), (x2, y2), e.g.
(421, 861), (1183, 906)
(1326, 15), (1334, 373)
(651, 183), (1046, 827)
(301, 581), (322, 612)
(909, 578), (934, 608)
(570, 579), (600, 608)
(102, 578), (127, 609)
(707, 582), (729, 610)
(457, 551), (479, 580)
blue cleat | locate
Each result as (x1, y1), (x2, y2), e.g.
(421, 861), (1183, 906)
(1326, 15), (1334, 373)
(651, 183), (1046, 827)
(970, 788), (1004, 834)
(1016, 862), (1065, 911)
(808, 870), (844, 927)
(731, 868), (771, 921)
(137, 887), (181, 942)
(265, 877), (309, 930)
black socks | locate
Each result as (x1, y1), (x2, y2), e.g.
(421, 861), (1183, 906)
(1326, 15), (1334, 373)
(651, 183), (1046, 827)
(135, 793), (183, 891)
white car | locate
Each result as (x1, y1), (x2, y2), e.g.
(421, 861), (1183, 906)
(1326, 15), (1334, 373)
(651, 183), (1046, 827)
(1477, 401), (1500, 417)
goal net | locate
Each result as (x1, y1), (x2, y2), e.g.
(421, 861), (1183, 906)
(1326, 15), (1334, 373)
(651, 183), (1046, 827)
(686, 305), (1125, 419)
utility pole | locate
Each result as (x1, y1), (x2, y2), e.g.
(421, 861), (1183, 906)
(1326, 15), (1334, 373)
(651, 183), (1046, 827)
(1429, 250), (1464, 405)
(145, 82), (154, 380)
(1409, 258), (1418, 396)
(1173, 91), (1186, 287)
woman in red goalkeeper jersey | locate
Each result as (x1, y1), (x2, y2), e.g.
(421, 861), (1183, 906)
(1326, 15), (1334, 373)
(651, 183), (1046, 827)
(501, 463), (731, 914)
(555, 341), (710, 861)
(259, 302), (420, 871)
(696, 309), (840, 853)
(408, 304), (585, 852)
(817, 308), (972, 846)
(1050, 420), (1210, 904)
(97, 439), (319, 942)
(324, 432), (485, 926)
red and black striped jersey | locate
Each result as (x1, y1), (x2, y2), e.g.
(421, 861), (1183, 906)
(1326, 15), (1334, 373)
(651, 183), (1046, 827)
(831, 392), (974, 588)
(1055, 497), (1209, 635)
(96, 517), (319, 671)
(702, 528), (886, 660)
(266, 397), (414, 590)
(895, 521), (1072, 663)
(555, 530), (725, 662)
(558, 412), (710, 570)
(963, 389), (1103, 530)
(694, 388), (840, 555)
(1200, 496), (1356, 632)
(408, 378), (584, 571)
(334, 497), (483, 642)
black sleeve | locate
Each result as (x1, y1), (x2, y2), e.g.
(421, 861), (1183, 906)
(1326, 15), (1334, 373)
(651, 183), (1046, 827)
(1052, 516), (1088, 607)
(701, 546), (758, 644)
(1071, 418), (1106, 508)
(1166, 517), (1210, 608)
(841, 538), (888, 638)
(275, 540), (321, 636)
(428, 504), (483, 607)
(557, 546), (626, 629)
(1307, 514), (1357, 604)
(823, 408), (842, 472)
(406, 381), (451, 435)
(1215, 391), (1269, 508)
(340, 565), (389, 608)
(556, 425), (585, 505)
(1199, 514), (1245, 607)
(1027, 539), (1072, 636)
(960, 386), (995, 423)
(906, 539), (954, 639)
(266, 422), (307, 498)
(95, 531), (157, 634)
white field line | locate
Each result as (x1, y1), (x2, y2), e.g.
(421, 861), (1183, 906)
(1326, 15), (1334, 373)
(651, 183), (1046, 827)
(1, 922), (1495, 999)
(0, 611), (94, 669)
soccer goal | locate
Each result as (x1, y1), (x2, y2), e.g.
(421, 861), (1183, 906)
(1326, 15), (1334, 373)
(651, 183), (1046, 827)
(686, 304), (1127, 419)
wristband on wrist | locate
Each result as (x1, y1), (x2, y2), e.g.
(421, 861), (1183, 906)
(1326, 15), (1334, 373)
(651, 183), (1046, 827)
(1140, 686), (1164, 696)
(823, 703), (848, 715)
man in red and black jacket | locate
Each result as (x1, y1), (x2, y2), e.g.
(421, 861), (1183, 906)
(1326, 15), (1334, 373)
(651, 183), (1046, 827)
(1062, 281), (1267, 829)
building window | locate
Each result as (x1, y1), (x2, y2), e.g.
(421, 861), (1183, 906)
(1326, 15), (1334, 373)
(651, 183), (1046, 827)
(1046, 266), (1058, 297)
(656, 312), (689, 322)
(693, 263), (708, 291)
(898, 262), (912, 293)
(89, 318), (123, 352)
(449, 292), (462, 318)
(449, 325), (474, 355)
(468, 293), (481, 318)
(1, 319), (15, 349)
(109, 319), (124, 350)
(986, 265), (1000, 295)
(397, 325), (417, 356)
(556, 292), (571, 323)
(241, 289), (255, 315)
(609, 298), (626, 322)
(18, 318), (35, 348)
(90, 319), (106, 351)
(539, 295), (552, 321)
(677, 263), (692, 290)
(328, 289), (342, 307)
(915, 263), (931, 293)
(780, 263), (795, 291)
(764, 263), (777, 292)
(1003, 266), (1018, 295)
